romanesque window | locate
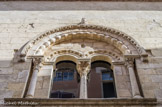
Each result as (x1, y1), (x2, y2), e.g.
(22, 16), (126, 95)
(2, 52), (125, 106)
(88, 61), (116, 98)
(50, 61), (80, 98)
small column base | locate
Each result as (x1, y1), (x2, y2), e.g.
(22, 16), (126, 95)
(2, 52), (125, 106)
(26, 94), (34, 98)
(133, 95), (143, 99)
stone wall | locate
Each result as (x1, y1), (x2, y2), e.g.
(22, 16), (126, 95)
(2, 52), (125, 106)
(1, 1), (162, 10)
(0, 11), (162, 106)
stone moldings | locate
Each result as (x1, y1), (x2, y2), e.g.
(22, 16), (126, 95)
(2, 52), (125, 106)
(44, 49), (122, 63)
(19, 24), (147, 62)
(4, 98), (157, 106)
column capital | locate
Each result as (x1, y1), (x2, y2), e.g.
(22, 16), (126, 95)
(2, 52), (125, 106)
(77, 59), (91, 76)
(124, 55), (138, 68)
(32, 57), (43, 71)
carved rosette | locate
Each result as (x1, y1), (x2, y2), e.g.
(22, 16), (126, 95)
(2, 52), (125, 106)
(77, 59), (91, 76)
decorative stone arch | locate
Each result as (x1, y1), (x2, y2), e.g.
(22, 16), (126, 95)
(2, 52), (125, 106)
(18, 24), (148, 62)
(21, 24), (147, 99)
(91, 55), (118, 67)
(45, 49), (84, 63)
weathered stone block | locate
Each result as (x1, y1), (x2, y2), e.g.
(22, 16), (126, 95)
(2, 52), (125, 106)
(37, 77), (43, 82)
(151, 75), (162, 82)
(137, 69), (156, 75)
(116, 75), (130, 82)
(155, 69), (162, 75)
(0, 90), (13, 99)
(36, 81), (43, 89)
(0, 61), (12, 67)
(12, 90), (23, 98)
(34, 89), (48, 98)
(139, 75), (151, 83)
(142, 82), (159, 90)
(38, 69), (52, 77)
(155, 89), (162, 99)
(0, 82), (8, 90)
(13, 62), (31, 70)
(117, 82), (131, 90)
(42, 76), (50, 89)
(118, 89), (131, 97)
(17, 70), (29, 82)
(114, 66), (122, 75)
(0, 67), (13, 74)
(143, 90), (155, 98)
(7, 83), (25, 91)
(0, 75), (16, 82)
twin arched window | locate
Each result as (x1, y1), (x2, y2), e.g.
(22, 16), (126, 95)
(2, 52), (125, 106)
(50, 60), (116, 98)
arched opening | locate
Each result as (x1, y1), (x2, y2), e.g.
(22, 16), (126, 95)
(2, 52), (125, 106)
(50, 60), (80, 98)
(88, 61), (117, 98)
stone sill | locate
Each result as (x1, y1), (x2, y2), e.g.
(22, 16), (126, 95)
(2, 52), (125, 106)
(4, 98), (157, 106)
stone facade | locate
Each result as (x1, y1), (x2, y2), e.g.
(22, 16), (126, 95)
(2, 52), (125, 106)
(0, 1), (162, 106)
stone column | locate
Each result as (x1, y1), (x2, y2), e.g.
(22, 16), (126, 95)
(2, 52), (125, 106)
(26, 57), (42, 98)
(77, 59), (91, 99)
(125, 57), (142, 98)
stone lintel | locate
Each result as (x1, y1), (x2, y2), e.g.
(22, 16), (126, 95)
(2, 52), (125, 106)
(124, 54), (140, 59)
(42, 61), (54, 65)
(27, 55), (44, 59)
(4, 98), (157, 106)
(112, 61), (125, 65)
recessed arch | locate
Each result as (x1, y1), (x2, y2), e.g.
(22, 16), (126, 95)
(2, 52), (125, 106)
(52, 55), (79, 66)
(91, 55), (114, 69)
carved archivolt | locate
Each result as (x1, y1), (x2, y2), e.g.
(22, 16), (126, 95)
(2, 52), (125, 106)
(21, 25), (146, 55)
(32, 30), (131, 57)
(44, 49), (122, 63)
(18, 24), (148, 62)
(45, 49), (83, 62)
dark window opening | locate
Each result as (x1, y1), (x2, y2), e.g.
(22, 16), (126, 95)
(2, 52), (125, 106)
(50, 91), (75, 98)
(103, 82), (116, 98)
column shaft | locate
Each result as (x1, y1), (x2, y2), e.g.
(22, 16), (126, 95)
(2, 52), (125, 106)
(26, 69), (38, 98)
(128, 66), (142, 98)
(80, 75), (87, 99)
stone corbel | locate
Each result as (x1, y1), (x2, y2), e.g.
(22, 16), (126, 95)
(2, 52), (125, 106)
(13, 49), (26, 62)
(140, 48), (149, 62)
(141, 53), (148, 63)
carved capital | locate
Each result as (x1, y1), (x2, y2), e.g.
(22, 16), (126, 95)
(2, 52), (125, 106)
(125, 57), (134, 68)
(77, 59), (91, 76)
(33, 57), (42, 71)
(124, 55), (139, 68)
